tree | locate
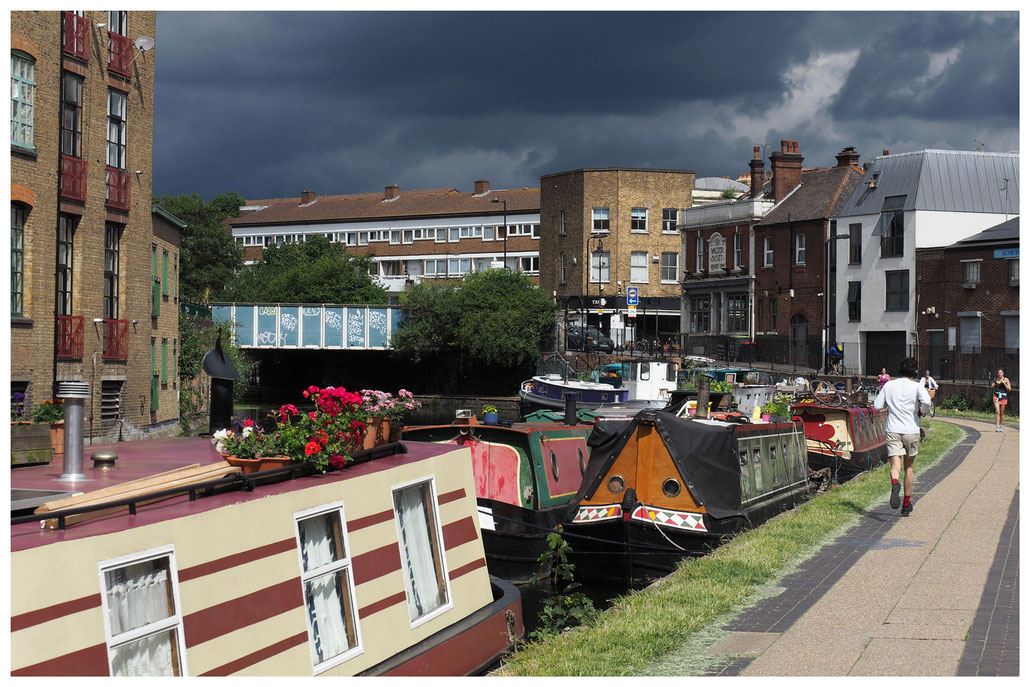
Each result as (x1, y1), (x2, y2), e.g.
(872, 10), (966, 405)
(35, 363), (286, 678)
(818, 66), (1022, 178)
(178, 310), (253, 434)
(153, 192), (245, 302)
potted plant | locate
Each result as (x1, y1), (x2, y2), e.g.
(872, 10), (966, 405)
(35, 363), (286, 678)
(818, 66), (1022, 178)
(761, 393), (793, 423)
(31, 399), (65, 461)
(11, 392), (53, 466)
(359, 389), (423, 446)
(481, 404), (499, 425)
(212, 418), (290, 474)
(270, 386), (367, 472)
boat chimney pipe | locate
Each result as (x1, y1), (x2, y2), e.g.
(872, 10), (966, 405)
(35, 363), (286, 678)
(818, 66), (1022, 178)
(696, 377), (711, 420)
(563, 391), (580, 425)
(55, 381), (91, 482)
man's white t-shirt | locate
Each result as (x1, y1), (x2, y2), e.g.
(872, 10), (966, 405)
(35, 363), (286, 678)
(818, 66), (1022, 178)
(874, 377), (932, 435)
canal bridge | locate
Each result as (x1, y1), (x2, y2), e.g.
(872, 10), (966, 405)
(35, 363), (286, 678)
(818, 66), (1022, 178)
(211, 303), (404, 350)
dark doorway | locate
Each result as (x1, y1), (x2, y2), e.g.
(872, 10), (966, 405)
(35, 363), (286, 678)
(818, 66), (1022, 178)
(865, 331), (907, 377)
(790, 314), (808, 368)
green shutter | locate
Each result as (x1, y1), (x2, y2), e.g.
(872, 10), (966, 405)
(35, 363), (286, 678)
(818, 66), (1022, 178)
(161, 339), (168, 384)
(162, 251), (168, 295)
(173, 255), (178, 300)
(172, 340), (177, 384)
(150, 338), (158, 410)
(152, 245), (160, 316)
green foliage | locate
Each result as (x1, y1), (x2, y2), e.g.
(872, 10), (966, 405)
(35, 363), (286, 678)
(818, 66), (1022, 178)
(178, 309), (253, 433)
(720, 187), (739, 199)
(31, 399), (64, 423)
(762, 391), (794, 417)
(481, 404), (498, 414)
(529, 531), (598, 640)
(710, 380), (734, 392)
(939, 395), (973, 411)
(153, 192), (245, 302)
(219, 235), (387, 304)
(394, 269), (555, 368)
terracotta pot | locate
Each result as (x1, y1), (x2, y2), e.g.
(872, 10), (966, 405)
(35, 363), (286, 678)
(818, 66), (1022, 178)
(49, 421), (65, 458)
(223, 454), (294, 474)
(362, 417), (391, 450)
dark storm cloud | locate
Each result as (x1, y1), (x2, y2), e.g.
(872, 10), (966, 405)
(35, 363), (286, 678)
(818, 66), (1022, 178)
(152, 10), (1019, 202)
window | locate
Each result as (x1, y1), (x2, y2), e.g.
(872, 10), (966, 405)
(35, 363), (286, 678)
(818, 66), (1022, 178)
(11, 51), (35, 148)
(794, 233), (806, 265)
(630, 251), (648, 283)
(99, 547), (186, 676)
(392, 480), (450, 625)
(769, 298), (777, 331)
(1003, 312), (1018, 351)
(162, 250), (169, 296)
(1009, 258), (1019, 283)
(963, 259), (981, 284)
(727, 295), (747, 333)
(107, 90), (126, 169)
(61, 72), (83, 156)
(560, 252), (567, 284)
(590, 250), (610, 283)
(690, 296), (710, 333)
(560, 210), (567, 235)
(885, 270), (909, 312)
(161, 339), (168, 384)
(57, 215), (75, 316)
(108, 11), (127, 35)
(763, 236), (773, 267)
(847, 281), (861, 321)
(695, 236), (703, 272)
(483, 225), (494, 241)
(104, 223), (121, 319)
(151, 244), (159, 316)
(848, 223), (862, 264)
(878, 195), (905, 258)
(424, 259), (446, 277)
(518, 256), (539, 274)
(448, 258), (472, 276)
(389, 230), (400, 245)
(448, 227), (459, 242)
(12, 205), (25, 316)
(662, 208), (677, 233)
(631, 207), (648, 232)
(150, 337), (158, 410)
(532, 224), (541, 239)
(295, 503), (362, 671)
(592, 207), (609, 233)
(958, 312), (981, 352)
(733, 233), (742, 269)
(358, 231), (369, 246)
(660, 252), (678, 282)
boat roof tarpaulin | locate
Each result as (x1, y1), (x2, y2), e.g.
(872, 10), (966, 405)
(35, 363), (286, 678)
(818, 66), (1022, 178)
(570, 412), (744, 521)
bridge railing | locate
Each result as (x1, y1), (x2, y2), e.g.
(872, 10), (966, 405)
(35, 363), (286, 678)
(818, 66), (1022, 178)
(211, 303), (404, 350)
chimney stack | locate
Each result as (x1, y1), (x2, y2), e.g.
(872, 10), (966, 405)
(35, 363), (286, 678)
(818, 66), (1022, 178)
(835, 146), (860, 168)
(300, 190), (316, 204)
(384, 184), (399, 200)
(749, 145), (765, 199)
(474, 179), (490, 195)
(882, 149), (890, 156)
(769, 139), (803, 202)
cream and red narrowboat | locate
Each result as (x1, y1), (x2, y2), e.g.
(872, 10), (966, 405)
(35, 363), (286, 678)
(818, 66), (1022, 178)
(10, 438), (522, 677)
(790, 401), (888, 478)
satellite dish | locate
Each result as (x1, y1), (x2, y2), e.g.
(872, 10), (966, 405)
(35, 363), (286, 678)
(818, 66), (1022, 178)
(134, 36), (155, 51)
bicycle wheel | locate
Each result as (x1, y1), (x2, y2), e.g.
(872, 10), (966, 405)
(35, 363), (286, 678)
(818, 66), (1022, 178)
(929, 403), (935, 418)
(812, 380), (843, 406)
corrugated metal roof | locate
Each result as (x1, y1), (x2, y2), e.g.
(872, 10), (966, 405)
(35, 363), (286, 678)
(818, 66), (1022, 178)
(695, 177), (750, 192)
(952, 216), (1019, 247)
(837, 149), (1019, 217)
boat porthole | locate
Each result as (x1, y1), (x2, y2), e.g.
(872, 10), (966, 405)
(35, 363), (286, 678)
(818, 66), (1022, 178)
(607, 474), (625, 494)
(578, 448), (586, 475)
(550, 451), (559, 481)
(662, 478), (681, 498)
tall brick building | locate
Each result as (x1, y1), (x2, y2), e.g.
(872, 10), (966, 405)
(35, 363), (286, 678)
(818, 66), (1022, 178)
(539, 167), (695, 349)
(10, 11), (179, 439)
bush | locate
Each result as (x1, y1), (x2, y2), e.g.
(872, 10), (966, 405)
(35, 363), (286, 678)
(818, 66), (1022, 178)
(31, 400), (64, 423)
(939, 395), (973, 411)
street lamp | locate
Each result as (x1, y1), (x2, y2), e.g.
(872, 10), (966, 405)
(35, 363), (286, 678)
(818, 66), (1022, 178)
(491, 198), (508, 269)
(824, 231), (853, 373)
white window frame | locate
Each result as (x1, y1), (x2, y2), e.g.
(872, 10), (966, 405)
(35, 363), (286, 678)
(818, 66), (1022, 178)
(733, 233), (743, 269)
(483, 225), (494, 241)
(391, 476), (453, 628)
(518, 256), (539, 274)
(695, 235), (703, 272)
(660, 252), (678, 283)
(1009, 258), (1019, 283)
(293, 500), (364, 674)
(630, 251), (648, 283)
(962, 258), (982, 284)
(630, 207), (648, 233)
(389, 230), (401, 245)
(662, 208), (678, 234)
(98, 545), (188, 677)
(402, 229), (413, 244)
(592, 207), (610, 233)
(107, 89), (127, 169)
(795, 233), (806, 265)
(448, 258), (472, 276)
(763, 236), (773, 267)
(358, 232), (369, 246)
(424, 259), (446, 277)
(590, 250), (610, 284)
(448, 227), (459, 243)
(560, 211), (567, 235)
(560, 252), (567, 284)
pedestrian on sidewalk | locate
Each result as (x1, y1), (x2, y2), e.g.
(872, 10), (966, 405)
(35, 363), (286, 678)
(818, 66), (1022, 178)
(878, 367), (891, 389)
(992, 368), (1012, 432)
(873, 357), (931, 516)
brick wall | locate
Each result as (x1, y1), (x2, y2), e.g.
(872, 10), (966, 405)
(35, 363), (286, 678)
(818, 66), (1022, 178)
(754, 217), (827, 336)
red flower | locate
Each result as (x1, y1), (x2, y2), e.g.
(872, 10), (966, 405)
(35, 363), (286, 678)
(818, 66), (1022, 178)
(329, 454), (348, 470)
(309, 411), (318, 421)
(304, 441), (322, 456)
(243, 418), (254, 428)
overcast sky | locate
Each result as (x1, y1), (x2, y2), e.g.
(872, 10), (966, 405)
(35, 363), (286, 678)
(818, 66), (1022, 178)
(152, 9), (1019, 202)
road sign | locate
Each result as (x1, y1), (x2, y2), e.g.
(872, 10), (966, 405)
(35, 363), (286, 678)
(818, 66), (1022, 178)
(627, 286), (639, 306)
(628, 305), (637, 318)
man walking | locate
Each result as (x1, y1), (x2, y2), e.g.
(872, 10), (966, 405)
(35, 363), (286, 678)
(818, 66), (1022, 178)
(874, 357), (932, 516)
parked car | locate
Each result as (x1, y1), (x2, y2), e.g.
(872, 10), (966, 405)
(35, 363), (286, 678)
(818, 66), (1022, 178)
(566, 325), (615, 353)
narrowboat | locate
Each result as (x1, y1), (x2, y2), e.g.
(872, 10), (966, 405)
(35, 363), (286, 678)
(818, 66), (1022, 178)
(519, 374), (630, 411)
(401, 410), (596, 582)
(10, 437), (522, 677)
(563, 410), (810, 580)
(790, 400), (889, 478)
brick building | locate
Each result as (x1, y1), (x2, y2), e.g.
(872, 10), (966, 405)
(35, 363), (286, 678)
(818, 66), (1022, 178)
(539, 167), (694, 349)
(226, 180), (540, 298)
(914, 217), (1019, 385)
(10, 11), (176, 439)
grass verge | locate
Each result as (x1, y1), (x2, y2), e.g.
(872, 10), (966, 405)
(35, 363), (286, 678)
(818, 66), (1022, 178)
(495, 418), (965, 676)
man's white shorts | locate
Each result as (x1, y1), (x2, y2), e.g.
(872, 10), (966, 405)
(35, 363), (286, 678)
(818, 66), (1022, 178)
(886, 431), (920, 458)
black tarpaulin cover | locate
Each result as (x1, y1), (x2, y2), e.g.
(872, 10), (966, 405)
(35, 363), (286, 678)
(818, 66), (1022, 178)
(571, 411), (744, 521)
(201, 329), (240, 380)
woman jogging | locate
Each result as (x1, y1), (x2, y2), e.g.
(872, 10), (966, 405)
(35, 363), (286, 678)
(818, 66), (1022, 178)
(878, 368), (891, 389)
(992, 369), (1012, 432)
(922, 371), (938, 417)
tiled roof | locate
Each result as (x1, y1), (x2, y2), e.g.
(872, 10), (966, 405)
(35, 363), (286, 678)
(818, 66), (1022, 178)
(758, 165), (865, 226)
(230, 186), (541, 227)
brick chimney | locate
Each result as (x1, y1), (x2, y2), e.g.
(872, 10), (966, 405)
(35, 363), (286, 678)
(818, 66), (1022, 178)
(769, 139), (803, 202)
(384, 184), (399, 200)
(835, 146), (860, 168)
(474, 179), (490, 195)
(882, 149), (890, 156)
(300, 190), (316, 204)
(749, 145), (765, 199)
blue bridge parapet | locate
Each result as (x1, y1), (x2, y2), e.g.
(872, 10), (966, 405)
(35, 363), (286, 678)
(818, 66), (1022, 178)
(211, 303), (403, 350)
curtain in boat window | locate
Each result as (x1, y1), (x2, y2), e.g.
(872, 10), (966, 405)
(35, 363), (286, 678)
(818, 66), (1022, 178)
(394, 482), (447, 622)
(298, 511), (355, 663)
(103, 558), (179, 676)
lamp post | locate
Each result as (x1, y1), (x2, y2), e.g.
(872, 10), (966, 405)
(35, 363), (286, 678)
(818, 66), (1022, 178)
(824, 231), (853, 373)
(588, 235), (605, 337)
(491, 198), (508, 269)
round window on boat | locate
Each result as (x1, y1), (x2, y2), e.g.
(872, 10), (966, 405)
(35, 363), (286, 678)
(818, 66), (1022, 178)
(662, 478), (681, 498)
(607, 474), (625, 494)
(550, 451), (559, 481)
(578, 448), (586, 475)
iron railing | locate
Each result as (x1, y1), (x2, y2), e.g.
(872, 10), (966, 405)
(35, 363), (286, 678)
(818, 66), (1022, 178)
(103, 318), (129, 360)
(56, 315), (84, 359)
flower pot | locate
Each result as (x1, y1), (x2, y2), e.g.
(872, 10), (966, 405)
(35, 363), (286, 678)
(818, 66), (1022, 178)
(223, 454), (294, 474)
(11, 423), (53, 466)
(49, 421), (65, 459)
(362, 417), (391, 450)
(483, 412), (499, 425)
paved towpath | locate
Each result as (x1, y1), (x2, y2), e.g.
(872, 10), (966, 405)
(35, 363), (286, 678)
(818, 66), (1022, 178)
(702, 416), (1018, 676)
